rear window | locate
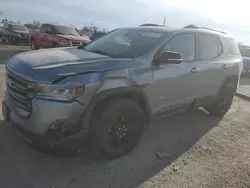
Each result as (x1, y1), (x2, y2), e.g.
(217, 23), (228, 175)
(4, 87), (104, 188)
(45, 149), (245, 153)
(196, 34), (222, 60)
(224, 38), (241, 55)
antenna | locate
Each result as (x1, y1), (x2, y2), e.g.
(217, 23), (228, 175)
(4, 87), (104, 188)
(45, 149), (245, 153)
(163, 16), (166, 26)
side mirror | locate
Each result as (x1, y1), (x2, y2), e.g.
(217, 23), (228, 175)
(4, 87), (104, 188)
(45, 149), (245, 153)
(154, 51), (183, 65)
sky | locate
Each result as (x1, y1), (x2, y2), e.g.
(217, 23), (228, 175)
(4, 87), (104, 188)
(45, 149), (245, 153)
(1, 0), (250, 44)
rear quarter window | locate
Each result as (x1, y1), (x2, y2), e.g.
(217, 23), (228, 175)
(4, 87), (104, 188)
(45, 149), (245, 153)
(224, 38), (241, 56)
(196, 34), (222, 60)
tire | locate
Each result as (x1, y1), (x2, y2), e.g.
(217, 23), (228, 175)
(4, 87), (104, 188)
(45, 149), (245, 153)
(1, 36), (6, 43)
(89, 98), (145, 158)
(8, 36), (15, 45)
(53, 42), (59, 48)
(30, 39), (38, 50)
(205, 81), (237, 117)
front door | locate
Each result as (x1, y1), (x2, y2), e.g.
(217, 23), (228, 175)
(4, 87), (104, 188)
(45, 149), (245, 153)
(42, 25), (53, 48)
(150, 33), (197, 115)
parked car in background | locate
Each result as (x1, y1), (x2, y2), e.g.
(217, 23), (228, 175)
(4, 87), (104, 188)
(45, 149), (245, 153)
(3, 25), (242, 158)
(28, 23), (91, 50)
(90, 31), (106, 41)
(239, 45), (250, 72)
(0, 23), (29, 44)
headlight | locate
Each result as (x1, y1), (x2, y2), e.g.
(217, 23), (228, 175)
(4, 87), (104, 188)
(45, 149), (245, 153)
(60, 40), (71, 47)
(36, 84), (84, 101)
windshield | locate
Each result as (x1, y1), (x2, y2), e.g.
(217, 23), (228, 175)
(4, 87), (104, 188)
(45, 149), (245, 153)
(54, 25), (80, 36)
(84, 29), (165, 58)
(9, 24), (28, 31)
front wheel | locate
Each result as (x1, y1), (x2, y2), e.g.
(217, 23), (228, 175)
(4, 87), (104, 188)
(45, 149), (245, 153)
(205, 81), (236, 117)
(89, 98), (145, 158)
(30, 39), (38, 50)
(8, 36), (15, 45)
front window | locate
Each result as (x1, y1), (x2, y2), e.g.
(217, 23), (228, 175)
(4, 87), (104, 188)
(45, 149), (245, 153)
(9, 24), (28, 31)
(54, 25), (80, 36)
(84, 29), (165, 58)
(162, 33), (195, 61)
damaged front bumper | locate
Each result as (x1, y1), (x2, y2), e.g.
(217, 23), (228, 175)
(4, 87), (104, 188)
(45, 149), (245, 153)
(3, 96), (88, 139)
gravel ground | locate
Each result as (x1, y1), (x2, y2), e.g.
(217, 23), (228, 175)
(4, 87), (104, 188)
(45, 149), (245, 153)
(0, 66), (249, 188)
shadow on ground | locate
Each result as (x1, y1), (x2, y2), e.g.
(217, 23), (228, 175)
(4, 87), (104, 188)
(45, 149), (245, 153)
(0, 108), (222, 188)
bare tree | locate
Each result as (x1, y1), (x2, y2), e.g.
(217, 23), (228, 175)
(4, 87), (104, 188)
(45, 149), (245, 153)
(32, 20), (41, 26)
(92, 26), (99, 32)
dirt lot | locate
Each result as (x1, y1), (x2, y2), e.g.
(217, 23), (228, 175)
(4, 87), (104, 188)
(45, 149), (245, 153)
(0, 65), (249, 188)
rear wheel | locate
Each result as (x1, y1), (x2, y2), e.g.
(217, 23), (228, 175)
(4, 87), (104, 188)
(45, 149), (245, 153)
(205, 81), (236, 117)
(30, 39), (38, 50)
(53, 41), (59, 48)
(89, 98), (145, 158)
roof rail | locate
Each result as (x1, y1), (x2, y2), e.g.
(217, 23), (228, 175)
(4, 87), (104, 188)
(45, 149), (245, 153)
(183, 24), (226, 34)
(140, 24), (163, 27)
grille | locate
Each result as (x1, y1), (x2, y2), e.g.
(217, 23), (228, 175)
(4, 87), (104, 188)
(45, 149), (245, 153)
(20, 33), (28, 38)
(6, 68), (35, 114)
(70, 41), (81, 46)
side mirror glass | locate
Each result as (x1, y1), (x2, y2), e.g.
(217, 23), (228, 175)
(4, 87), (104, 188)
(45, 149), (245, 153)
(154, 51), (183, 65)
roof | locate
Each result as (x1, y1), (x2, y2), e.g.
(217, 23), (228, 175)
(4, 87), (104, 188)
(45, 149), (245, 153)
(122, 25), (229, 37)
(121, 26), (181, 33)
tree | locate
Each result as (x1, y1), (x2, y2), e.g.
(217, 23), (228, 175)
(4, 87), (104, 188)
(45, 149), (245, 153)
(92, 26), (99, 32)
(32, 20), (41, 26)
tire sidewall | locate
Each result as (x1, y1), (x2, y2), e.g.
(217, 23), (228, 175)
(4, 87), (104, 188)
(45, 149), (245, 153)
(207, 81), (236, 116)
(30, 39), (36, 50)
(90, 98), (145, 158)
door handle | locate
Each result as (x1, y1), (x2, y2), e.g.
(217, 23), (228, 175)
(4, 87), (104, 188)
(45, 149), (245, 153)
(222, 64), (228, 69)
(190, 67), (200, 73)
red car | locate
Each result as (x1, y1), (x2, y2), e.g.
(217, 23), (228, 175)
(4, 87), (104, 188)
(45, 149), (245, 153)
(28, 24), (91, 50)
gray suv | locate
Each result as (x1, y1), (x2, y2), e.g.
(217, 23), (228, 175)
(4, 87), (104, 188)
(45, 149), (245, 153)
(2, 25), (242, 158)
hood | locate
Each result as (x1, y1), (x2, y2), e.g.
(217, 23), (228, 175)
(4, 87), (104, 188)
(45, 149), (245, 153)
(56, 34), (90, 42)
(7, 47), (133, 83)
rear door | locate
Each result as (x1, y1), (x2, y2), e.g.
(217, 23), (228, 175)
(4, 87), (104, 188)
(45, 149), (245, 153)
(150, 33), (197, 114)
(194, 33), (225, 103)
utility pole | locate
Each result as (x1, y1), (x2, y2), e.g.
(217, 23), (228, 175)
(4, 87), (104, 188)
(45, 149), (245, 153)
(163, 16), (166, 26)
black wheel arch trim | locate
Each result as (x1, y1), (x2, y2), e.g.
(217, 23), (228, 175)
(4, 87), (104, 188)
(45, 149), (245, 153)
(220, 75), (239, 91)
(81, 86), (152, 130)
